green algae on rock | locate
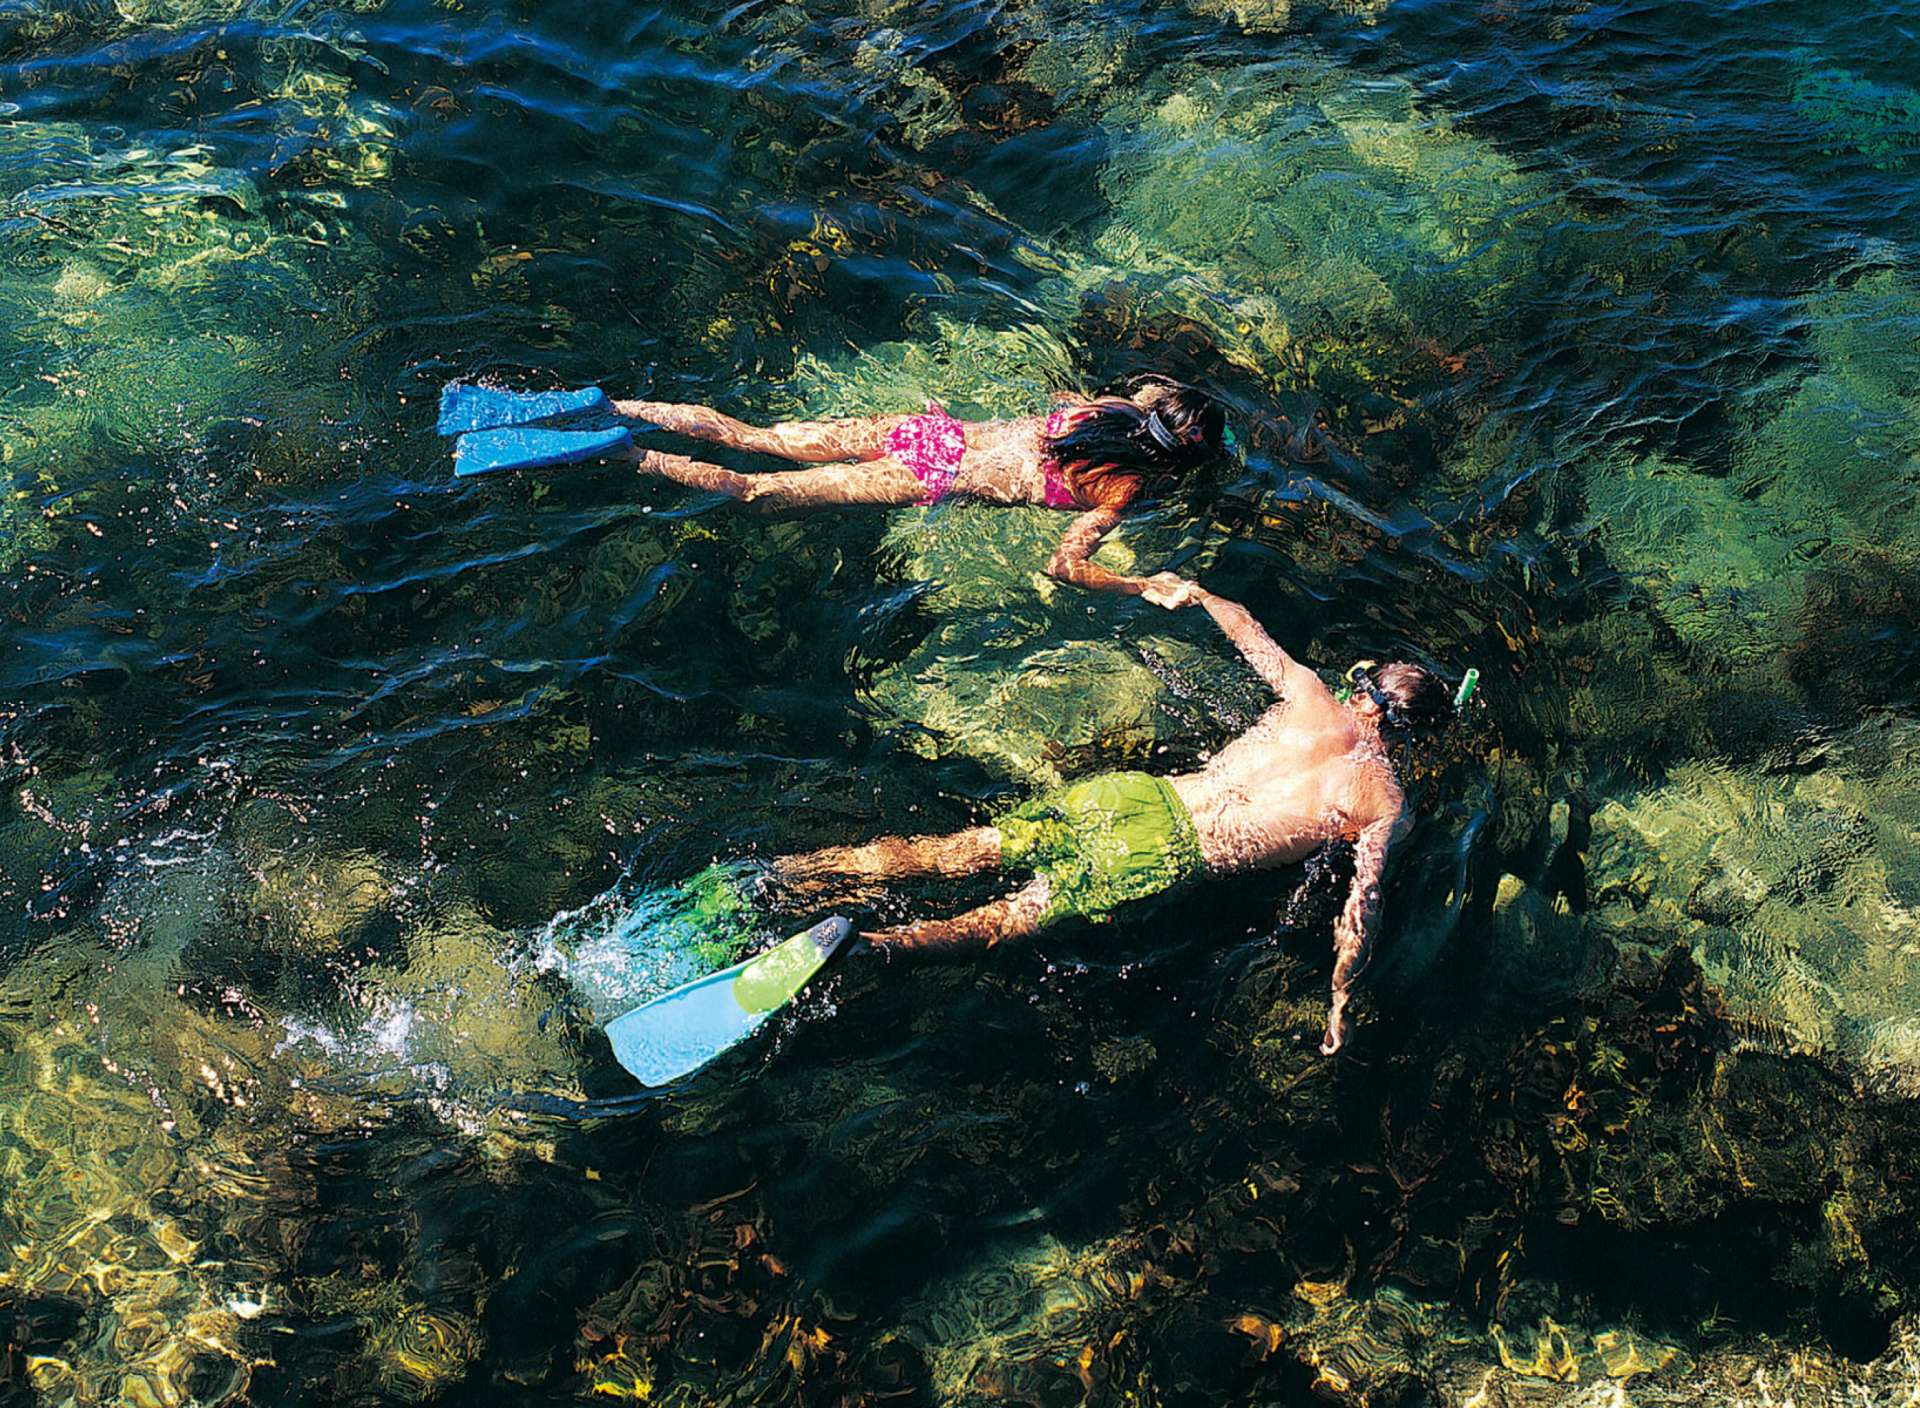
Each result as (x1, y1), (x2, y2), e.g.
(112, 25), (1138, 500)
(0, 974), (285, 1407)
(1791, 59), (1920, 170)
(1586, 260), (1920, 675)
(859, 500), (1249, 785)
(1571, 726), (1920, 1068)
(0, 120), (371, 500)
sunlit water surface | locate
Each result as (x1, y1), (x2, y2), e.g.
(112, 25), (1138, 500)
(3, 0), (1920, 1402)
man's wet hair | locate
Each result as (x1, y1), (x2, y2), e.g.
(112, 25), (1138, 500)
(1356, 662), (1454, 738)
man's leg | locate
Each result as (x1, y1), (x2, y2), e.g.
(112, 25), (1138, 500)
(770, 826), (1004, 900)
(614, 400), (901, 463)
(866, 876), (1052, 953)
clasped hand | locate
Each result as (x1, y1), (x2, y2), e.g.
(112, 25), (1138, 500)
(1140, 572), (1205, 609)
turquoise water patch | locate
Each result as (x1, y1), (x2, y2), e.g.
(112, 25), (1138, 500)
(533, 860), (771, 1023)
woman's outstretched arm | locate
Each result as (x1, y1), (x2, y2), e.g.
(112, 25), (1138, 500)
(1046, 508), (1200, 607)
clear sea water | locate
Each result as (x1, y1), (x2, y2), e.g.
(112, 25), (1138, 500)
(4, 0), (1920, 1403)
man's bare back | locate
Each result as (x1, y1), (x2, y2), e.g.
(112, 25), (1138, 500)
(1172, 593), (1408, 875)
(771, 590), (1448, 1053)
(1167, 593), (1417, 1050)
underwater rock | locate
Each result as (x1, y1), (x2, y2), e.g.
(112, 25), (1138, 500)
(109, 0), (252, 23)
(1484, 870), (1589, 1007)
(1074, 63), (1580, 409)
(369, 1307), (481, 1402)
(1284, 1277), (1472, 1400)
(1790, 57), (1920, 170)
(779, 325), (1257, 785)
(1422, 1315), (1920, 1407)
(867, 491), (1259, 783)
(868, 617), (1241, 785)
(1181, 0), (1292, 32)
(301, 1273), (480, 1403)
(1589, 262), (1920, 674)
(888, 1231), (1163, 1402)
(1580, 739), (1920, 1065)
(1284, 1287), (1692, 1402)
(733, 6), (964, 152)
(1584, 454), (1800, 666)
(274, 901), (586, 1130)
(851, 28), (963, 150)
(243, 846), (394, 955)
(781, 314), (1080, 424)
(873, 1226), (1733, 1406)
(1008, 5), (1136, 103)
(0, 120), (365, 475)
(1782, 550), (1920, 713)
(105, 0), (386, 22)
(0, 974), (277, 1408)
(265, 69), (404, 188)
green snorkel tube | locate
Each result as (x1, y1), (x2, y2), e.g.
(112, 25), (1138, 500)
(1453, 667), (1480, 710)
(1334, 661), (1480, 714)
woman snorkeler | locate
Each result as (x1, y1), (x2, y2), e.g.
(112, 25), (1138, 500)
(612, 375), (1228, 607)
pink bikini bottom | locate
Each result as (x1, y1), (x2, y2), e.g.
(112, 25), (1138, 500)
(884, 407), (967, 505)
(884, 405), (1081, 509)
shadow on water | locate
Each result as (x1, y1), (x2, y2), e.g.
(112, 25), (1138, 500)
(3, 0), (1920, 1402)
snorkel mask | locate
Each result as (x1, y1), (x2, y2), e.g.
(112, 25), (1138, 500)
(1145, 406), (1233, 456)
(1335, 661), (1480, 732)
(1333, 659), (1379, 706)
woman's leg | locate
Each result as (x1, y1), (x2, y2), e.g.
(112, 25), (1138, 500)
(613, 399), (901, 464)
(638, 450), (925, 508)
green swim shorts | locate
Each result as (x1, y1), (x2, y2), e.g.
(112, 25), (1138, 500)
(996, 771), (1206, 927)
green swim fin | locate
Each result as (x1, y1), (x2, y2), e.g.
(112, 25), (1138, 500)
(603, 915), (852, 1086)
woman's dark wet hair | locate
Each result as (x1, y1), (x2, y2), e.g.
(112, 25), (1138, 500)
(1358, 663), (1454, 738)
(1044, 374), (1227, 502)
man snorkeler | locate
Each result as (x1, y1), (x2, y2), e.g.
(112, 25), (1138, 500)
(772, 591), (1462, 1054)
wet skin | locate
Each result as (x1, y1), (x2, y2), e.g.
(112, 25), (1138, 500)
(609, 389), (1198, 605)
(774, 590), (1413, 1055)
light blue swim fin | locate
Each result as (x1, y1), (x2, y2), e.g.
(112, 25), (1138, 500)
(438, 383), (612, 434)
(604, 915), (852, 1086)
(453, 426), (634, 476)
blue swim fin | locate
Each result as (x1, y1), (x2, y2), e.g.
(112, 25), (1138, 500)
(604, 915), (852, 1086)
(453, 426), (634, 476)
(438, 383), (613, 434)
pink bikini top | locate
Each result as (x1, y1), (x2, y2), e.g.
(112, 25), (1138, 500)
(1040, 407), (1088, 509)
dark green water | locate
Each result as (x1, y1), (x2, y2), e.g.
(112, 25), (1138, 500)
(4, 0), (1920, 1403)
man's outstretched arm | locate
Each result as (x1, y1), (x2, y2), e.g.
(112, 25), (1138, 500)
(1322, 816), (1396, 1055)
(1194, 590), (1298, 695)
